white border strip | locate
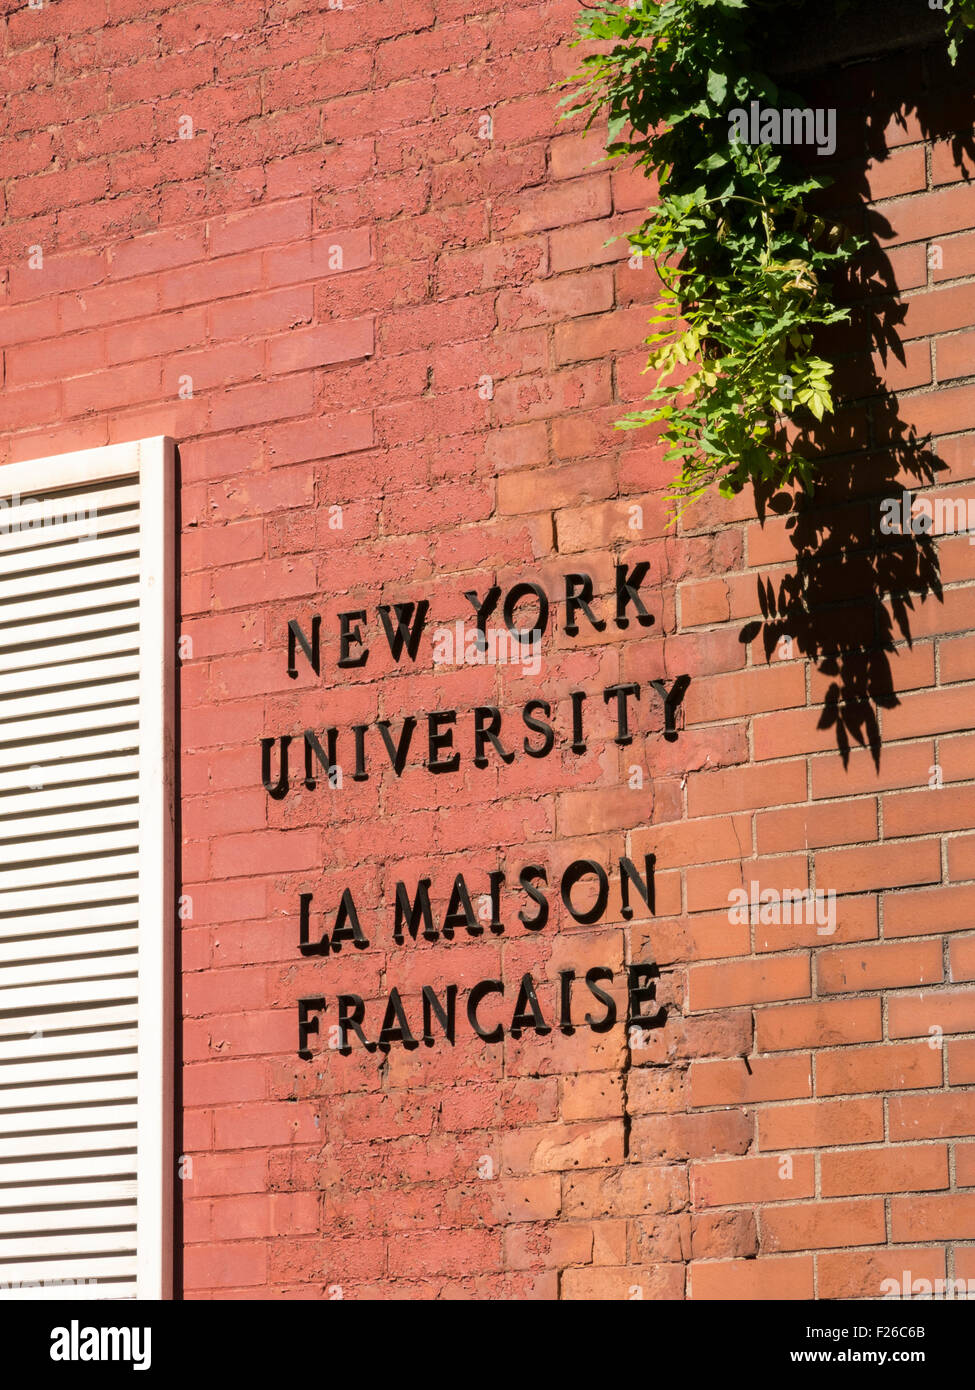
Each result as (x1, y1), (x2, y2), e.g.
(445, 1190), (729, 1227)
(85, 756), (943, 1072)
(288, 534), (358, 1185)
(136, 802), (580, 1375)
(136, 438), (176, 1301)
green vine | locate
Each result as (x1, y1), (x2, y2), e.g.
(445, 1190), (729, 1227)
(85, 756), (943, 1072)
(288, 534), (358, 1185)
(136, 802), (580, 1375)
(565, 0), (975, 512)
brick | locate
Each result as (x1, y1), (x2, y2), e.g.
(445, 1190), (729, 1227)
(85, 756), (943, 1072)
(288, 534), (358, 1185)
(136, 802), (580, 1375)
(816, 1042), (943, 1097)
(889, 990), (975, 1038)
(688, 957), (810, 1012)
(108, 225), (207, 280)
(811, 740), (935, 799)
(63, 360), (162, 417)
(817, 1247), (945, 1300)
(183, 1241), (267, 1290)
(208, 374), (315, 432)
(689, 1256), (814, 1300)
(687, 761), (807, 818)
(817, 940), (944, 994)
(502, 1121), (624, 1174)
(7, 330), (107, 388)
(208, 200), (312, 257)
(884, 686), (975, 741)
(938, 328), (975, 382)
(684, 664), (807, 724)
(264, 228), (372, 287)
(889, 1093), (975, 1141)
(884, 884), (975, 938)
(949, 834), (975, 882)
(756, 998), (882, 1052)
(951, 937), (975, 984)
(762, 1198), (886, 1252)
(815, 839), (942, 895)
(880, 183), (975, 247)
(631, 1110), (753, 1162)
(757, 1098), (885, 1150)
(105, 307), (208, 365)
(548, 129), (609, 181)
(884, 784), (975, 837)
(267, 316), (374, 374)
(209, 285), (313, 340)
(497, 459), (616, 515)
(957, 1144), (975, 1185)
(553, 305), (651, 365)
(497, 269), (613, 331)
(688, 1055), (812, 1107)
(494, 175), (611, 236)
(755, 798), (877, 855)
(820, 1144), (948, 1196)
(265, 413), (375, 465)
(562, 1264), (684, 1300)
(549, 215), (633, 274)
(690, 1154), (814, 1208)
(890, 1193), (975, 1241)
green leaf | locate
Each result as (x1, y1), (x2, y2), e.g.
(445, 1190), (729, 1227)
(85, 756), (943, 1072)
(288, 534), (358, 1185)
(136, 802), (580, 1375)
(706, 69), (728, 106)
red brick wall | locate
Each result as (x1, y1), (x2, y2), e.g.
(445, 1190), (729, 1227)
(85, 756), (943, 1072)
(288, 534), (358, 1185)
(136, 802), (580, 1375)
(2, 1), (974, 1300)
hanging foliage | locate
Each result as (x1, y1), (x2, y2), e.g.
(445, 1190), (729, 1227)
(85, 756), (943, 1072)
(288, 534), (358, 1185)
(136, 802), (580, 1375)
(565, 0), (975, 511)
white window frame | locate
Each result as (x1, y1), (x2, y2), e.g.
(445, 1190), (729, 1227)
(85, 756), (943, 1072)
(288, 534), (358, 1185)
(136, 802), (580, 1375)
(0, 437), (176, 1299)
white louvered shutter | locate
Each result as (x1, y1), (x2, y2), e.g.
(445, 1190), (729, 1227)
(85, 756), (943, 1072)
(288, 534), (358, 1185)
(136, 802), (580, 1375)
(0, 439), (175, 1301)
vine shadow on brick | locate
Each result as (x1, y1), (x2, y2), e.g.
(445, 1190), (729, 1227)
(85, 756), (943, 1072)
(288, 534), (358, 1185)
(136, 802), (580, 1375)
(738, 36), (974, 766)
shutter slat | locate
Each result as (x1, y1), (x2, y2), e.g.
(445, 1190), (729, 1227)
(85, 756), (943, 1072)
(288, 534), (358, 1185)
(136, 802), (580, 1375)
(0, 1128), (136, 1160)
(0, 1153), (137, 1184)
(0, 734), (138, 773)
(0, 806), (138, 844)
(0, 929), (137, 964)
(0, 977), (136, 1011)
(0, 911), (137, 945)
(0, 1045), (136, 1081)
(0, 1078), (137, 1109)
(0, 555), (140, 602)
(0, 1180), (137, 1210)
(0, 1103), (138, 1133)
(0, 657), (139, 700)
(0, 851), (138, 894)
(0, 1253), (137, 1284)
(0, 1204), (135, 1235)
(0, 633), (138, 677)
(0, 949), (135, 988)
(0, 1033), (138, 1064)
(0, 677), (140, 724)
(0, 609), (139, 651)
(0, 761), (138, 800)
(0, 1231), (136, 1258)
(0, 580), (139, 627)
(0, 879), (137, 915)
(0, 779), (137, 818)
(0, 532), (138, 577)
(0, 1002), (137, 1038)
(0, 1280), (136, 1299)
(0, 486), (139, 542)
(0, 706), (138, 749)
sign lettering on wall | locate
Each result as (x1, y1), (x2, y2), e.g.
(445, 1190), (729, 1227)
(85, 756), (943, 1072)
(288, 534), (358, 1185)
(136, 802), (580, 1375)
(255, 559), (690, 1057)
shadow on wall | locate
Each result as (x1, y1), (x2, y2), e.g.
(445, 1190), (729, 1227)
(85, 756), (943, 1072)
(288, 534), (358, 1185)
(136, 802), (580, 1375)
(741, 38), (975, 766)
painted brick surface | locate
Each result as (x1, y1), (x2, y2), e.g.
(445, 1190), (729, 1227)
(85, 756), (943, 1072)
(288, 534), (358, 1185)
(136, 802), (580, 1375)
(1, 3), (974, 1300)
